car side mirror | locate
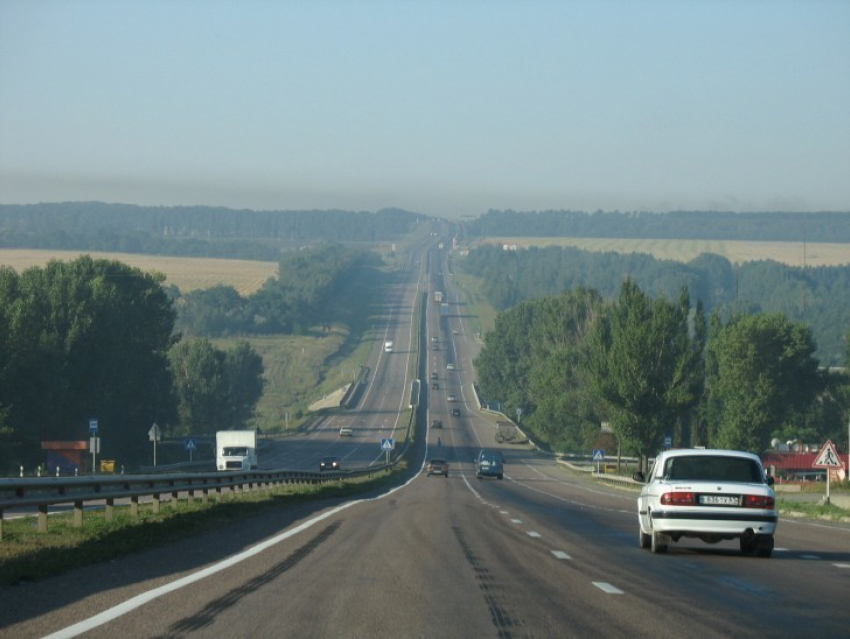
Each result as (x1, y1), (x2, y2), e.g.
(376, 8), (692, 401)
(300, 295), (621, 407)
(632, 471), (646, 483)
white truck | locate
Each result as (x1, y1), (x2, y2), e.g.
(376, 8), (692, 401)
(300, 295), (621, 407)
(216, 430), (258, 471)
(384, 340), (394, 353)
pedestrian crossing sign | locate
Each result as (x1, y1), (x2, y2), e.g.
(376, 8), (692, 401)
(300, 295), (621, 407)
(813, 440), (844, 469)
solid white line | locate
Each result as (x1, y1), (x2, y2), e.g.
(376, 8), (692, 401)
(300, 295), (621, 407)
(527, 531), (541, 538)
(801, 554), (821, 560)
(593, 582), (624, 595)
(834, 563), (850, 569)
(510, 518), (522, 524)
(551, 550), (571, 560)
(45, 474), (417, 638)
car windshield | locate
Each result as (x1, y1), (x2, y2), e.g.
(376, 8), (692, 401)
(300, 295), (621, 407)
(663, 455), (762, 483)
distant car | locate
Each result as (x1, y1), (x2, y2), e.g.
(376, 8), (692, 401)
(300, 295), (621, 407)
(432, 343), (439, 350)
(447, 394), (456, 402)
(431, 372), (438, 380)
(431, 336), (438, 342)
(432, 381), (439, 390)
(451, 408), (461, 417)
(476, 449), (504, 479)
(432, 419), (443, 429)
(634, 448), (777, 556)
(446, 363), (455, 371)
(452, 329), (459, 335)
(319, 456), (341, 472)
(426, 458), (449, 477)
(339, 427), (353, 437)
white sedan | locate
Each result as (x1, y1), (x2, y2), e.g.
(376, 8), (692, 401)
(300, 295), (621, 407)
(634, 448), (777, 557)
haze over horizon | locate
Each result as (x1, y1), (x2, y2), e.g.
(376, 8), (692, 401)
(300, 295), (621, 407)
(1, 1), (848, 217)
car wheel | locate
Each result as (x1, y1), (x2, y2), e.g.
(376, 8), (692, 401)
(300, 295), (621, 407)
(755, 534), (774, 558)
(497, 474), (503, 480)
(740, 535), (757, 555)
(639, 525), (651, 549)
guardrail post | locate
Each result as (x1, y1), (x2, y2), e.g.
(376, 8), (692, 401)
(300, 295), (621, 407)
(130, 495), (139, 518)
(38, 504), (48, 533)
(105, 497), (114, 521)
(202, 488), (209, 505)
(0, 510), (4, 541)
(152, 493), (160, 514)
(73, 500), (83, 527)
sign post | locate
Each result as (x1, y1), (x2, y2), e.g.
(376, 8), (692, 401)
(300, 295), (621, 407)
(89, 419), (98, 474)
(149, 423), (162, 466)
(813, 439), (844, 504)
(381, 438), (395, 466)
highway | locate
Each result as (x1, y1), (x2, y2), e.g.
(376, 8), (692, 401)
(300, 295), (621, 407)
(2, 241), (850, 637)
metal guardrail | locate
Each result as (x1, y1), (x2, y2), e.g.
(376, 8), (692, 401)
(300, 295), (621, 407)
(0, 464), (392, 540)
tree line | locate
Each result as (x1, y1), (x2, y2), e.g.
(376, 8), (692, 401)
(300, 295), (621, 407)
(459, 244), (850, 365)
(474, 281), (848, 462)
(0, 202), (422, 261)
(0, 257), (264, 472)
(465, 209), (850, 242)
(172, 244), (382, 336)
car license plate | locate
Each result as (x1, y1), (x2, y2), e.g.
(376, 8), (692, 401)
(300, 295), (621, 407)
(700, 495), (739, 506)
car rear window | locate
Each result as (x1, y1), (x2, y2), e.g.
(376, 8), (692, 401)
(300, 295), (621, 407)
(663, 456), (762, 483)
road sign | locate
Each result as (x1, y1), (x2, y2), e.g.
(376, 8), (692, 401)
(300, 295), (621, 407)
(185, 438), (197, 451)
(813, 440), (844, 468)
(89, 419), (98, 436)
(592, 449), (605, 461)
(148, 423), (161, 442)
(381, 438), (395, 450)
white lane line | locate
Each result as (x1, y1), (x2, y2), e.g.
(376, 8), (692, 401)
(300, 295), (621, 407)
(527, 531), (541, 538)
(593, 582), (624, 595)
(551, 550), (571, 560)
(833, 563), (850, 569)
(511, 518), (523, 524)
(801, 554), (821, 560)
(774, 548), (790, 552)
(500, 510), (509, 515)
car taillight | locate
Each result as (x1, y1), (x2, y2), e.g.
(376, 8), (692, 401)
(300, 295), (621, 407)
(661, 491), (695, 506)
(743, 494), (775, 509)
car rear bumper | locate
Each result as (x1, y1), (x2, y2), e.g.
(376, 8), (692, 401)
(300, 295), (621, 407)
(650, 509), (778, 536)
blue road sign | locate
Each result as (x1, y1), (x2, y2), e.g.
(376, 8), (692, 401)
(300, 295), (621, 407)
(592, 449), (605, 461)
(89, 418), (98, 436)
(185, 437), (197, 451)
(381, 438), (395, 450)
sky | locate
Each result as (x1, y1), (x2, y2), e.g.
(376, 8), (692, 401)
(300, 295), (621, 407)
(1, 1), (849, 217)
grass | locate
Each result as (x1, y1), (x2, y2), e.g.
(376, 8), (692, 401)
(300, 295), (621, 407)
(776, 498), (850, 521)
(478, 237), (850, 267)
(0, 467), (407, 586)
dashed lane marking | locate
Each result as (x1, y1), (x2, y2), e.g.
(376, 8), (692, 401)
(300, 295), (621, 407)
(551, 550), (571, 560)
(527, 531), (541, 538)
(593, 582), (624, 595)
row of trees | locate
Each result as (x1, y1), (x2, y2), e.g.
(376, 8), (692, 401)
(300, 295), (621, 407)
(466, 209), (850, 242)
(173, 244), (382, 336)
(459, 244), (850, 365)
(0, 203), (422, 260)
(475, 281), (848, 459)
(0, 257), (264, 471)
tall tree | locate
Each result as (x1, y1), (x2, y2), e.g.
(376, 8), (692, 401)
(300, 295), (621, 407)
(706, 313), (823, 452)
(588, 280), (704, 460)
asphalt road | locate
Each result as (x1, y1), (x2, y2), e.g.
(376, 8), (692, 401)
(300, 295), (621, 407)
(2, 241), (850, 638)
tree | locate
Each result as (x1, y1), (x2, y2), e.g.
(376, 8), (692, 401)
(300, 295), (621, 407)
(706, 313), (823, 452)
(588, 280), (704, 460)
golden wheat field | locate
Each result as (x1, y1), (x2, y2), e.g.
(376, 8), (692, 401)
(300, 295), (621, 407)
(480, 237), (850, 267)
(0, 249), (279, 295)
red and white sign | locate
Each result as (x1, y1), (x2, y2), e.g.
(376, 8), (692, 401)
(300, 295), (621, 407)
(812, 440), (844, 469)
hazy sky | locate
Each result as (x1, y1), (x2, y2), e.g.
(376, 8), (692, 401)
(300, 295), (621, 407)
(1, 1), (848, 216)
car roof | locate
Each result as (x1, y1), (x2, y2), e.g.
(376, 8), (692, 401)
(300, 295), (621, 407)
(656, 448), (762, 462)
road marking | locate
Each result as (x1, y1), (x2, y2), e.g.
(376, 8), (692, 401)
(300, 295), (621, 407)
(834, 563), (850, 569)
(511, 518), (523, 524)
(499, 510), (509, 515)
(593, 582), (624, 595)
(527, 531), (541, 538)
(801, 554), (821, 560)
(551, 550), (571, 560)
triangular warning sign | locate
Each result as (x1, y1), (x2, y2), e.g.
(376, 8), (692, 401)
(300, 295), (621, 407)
(813, 440), (844, 469)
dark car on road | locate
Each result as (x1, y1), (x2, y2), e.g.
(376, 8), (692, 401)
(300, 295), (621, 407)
(427, 458), (449, 477)
(451, 408), (461, 417)
(319, 456), (341, 472)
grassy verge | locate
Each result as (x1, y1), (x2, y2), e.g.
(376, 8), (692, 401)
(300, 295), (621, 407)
(777, 498), (850, 522)
(0, 466), (407, 586)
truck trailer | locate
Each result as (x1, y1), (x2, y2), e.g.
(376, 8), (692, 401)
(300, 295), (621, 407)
(216, 430), (258, 471)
